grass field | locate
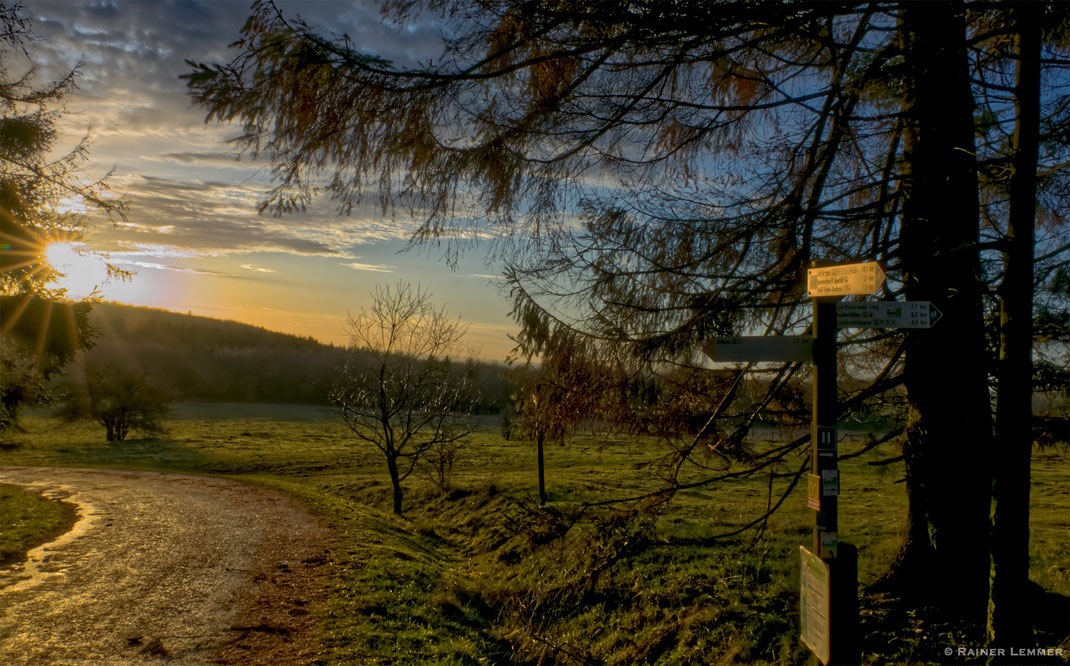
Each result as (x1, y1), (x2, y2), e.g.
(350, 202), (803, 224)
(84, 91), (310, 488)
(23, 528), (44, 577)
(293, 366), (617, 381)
(2, 403), (1067, 664)
(0, 483), (78, 565)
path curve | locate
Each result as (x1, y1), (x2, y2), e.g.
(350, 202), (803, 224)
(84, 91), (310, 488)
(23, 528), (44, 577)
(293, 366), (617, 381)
(0, 467), (331, 664)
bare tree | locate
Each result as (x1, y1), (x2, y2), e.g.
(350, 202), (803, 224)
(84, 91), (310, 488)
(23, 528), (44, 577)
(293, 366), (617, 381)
(330, 283), (476, 515)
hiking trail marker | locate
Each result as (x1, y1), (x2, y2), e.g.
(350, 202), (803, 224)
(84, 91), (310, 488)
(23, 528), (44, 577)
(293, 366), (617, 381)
(837, 301), (942, 329)
(701, 336), (813, 363)
(800, 546), (832, 664)
(807, 261), (885, 297)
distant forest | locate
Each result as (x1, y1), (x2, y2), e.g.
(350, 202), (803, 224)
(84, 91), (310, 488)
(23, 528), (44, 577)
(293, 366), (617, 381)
(83, 303), (513, 411)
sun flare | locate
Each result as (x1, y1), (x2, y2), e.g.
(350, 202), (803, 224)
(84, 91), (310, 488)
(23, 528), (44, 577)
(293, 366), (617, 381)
(45, 242), (111, 300)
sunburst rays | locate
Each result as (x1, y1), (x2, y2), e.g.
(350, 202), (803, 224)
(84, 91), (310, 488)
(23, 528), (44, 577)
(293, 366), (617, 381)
(0, 219), (94, 373)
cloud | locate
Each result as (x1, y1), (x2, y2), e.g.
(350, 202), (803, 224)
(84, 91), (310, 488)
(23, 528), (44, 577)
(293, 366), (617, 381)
(240, 264), (276, 273)
(342, 261), (394, 273)
(81, 171), (431, 261)
(34, 0), (470, 271)
(157, 151), (244, 166)
(108, 258), (238, 278)
(108, 243), (215, 258)
(115, 221), (174, 233)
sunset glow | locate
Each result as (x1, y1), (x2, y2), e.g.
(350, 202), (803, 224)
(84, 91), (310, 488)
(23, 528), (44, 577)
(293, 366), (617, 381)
(19, 1), (519, 359)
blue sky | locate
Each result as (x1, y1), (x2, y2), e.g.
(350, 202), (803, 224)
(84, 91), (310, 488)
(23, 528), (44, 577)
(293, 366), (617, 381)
(32, 0), (518, 359)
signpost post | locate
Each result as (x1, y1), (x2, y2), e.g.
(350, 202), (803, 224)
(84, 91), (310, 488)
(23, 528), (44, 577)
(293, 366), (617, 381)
(703, 260), (938, 665)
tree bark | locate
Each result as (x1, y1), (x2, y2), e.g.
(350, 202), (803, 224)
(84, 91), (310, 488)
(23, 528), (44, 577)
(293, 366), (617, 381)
(891, 0), (993, 625)
(989, 1), (1041, 649)
(387, 453), (404, 515)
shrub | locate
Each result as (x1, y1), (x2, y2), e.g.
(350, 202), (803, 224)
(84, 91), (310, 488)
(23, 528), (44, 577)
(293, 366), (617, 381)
(64, 368), (170, 441)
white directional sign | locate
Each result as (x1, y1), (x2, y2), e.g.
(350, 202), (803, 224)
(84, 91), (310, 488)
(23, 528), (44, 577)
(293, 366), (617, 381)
(702, 336), (813, 363)
(836, 301), (942, 329)
(808, 262), (886, 297)
(800, 546), (831, 664)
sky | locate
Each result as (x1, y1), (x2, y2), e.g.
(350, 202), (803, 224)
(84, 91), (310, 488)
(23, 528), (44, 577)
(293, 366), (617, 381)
(29, 0), (518, 360)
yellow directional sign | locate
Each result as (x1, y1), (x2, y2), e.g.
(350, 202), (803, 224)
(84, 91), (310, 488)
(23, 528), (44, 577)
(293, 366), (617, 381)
(807, 262), (886, 297)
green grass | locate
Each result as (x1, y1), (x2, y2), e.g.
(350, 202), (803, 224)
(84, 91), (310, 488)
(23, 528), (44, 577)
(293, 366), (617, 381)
(2, 403), (1068, 664)
(0, 483), (79, 565)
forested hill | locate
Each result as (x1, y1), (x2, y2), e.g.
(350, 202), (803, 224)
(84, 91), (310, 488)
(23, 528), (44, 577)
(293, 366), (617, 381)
(83, 302), (511, 409)
(83, 303), (349, 404)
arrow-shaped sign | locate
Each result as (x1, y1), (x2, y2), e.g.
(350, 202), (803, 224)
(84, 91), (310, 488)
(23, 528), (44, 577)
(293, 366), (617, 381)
(808, 262), (886, 297)
(836, 301), (942, 329)
(702, 336), (813, 362)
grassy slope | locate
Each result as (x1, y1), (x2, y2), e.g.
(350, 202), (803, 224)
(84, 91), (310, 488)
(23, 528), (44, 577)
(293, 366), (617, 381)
(0, 483), (78, 565)
(1, 405), (1067, 664)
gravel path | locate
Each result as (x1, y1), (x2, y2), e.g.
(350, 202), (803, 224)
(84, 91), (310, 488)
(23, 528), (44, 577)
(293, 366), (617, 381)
(0, 467), (331, 665)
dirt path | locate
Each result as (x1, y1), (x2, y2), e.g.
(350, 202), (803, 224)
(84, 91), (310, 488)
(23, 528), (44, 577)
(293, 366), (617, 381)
(0, 467), (331, 664)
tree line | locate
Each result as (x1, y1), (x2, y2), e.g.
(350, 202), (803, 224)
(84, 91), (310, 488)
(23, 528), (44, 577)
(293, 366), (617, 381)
(78, 302), (513, 411)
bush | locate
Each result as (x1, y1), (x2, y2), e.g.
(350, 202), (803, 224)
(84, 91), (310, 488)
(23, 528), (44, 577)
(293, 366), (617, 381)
(64, 368), (170, 441)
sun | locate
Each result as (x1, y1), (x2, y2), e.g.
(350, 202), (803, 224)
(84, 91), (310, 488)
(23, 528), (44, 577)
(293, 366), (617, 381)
(45, 241), (111, 300)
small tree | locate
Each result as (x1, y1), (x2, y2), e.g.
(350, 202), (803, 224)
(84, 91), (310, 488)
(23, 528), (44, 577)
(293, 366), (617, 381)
(69, 368), (170, 442)
(330, 283), (476, 515)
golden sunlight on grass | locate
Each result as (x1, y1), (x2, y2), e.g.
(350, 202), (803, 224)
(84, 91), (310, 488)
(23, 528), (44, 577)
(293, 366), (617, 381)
(45, 242), (110, 300)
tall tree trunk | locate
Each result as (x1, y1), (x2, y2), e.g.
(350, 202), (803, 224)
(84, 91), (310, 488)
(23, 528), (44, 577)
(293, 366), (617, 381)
(989, 1), (1041, 648)
(891, 0), (993, 625)
(387, 452), (404, 515)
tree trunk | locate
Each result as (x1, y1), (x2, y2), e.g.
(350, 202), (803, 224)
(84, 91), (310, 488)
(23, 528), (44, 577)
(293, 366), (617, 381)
(989, 1), (1041, 648)
(891, 0), (993, 625)
(537, 429), (547, 505)
(387, 452), (404, 515)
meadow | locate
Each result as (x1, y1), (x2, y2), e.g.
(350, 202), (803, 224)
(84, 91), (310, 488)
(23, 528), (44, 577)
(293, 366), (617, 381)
(1, 403), (1067, 664)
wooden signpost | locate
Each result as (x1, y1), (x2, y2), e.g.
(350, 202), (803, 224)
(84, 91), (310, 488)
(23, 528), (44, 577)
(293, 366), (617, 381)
(806, 277), (858, 665)
(704, 260), (940, 665)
